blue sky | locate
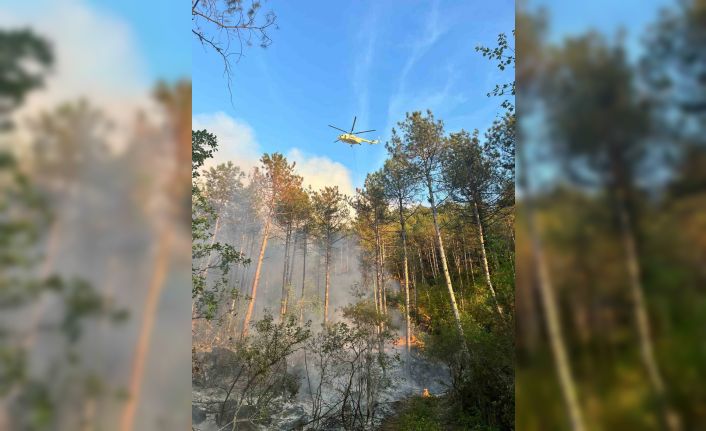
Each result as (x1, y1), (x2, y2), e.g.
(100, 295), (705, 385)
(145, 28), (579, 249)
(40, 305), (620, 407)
(530, 0), (673, 59)
(193, 0), (514, 192)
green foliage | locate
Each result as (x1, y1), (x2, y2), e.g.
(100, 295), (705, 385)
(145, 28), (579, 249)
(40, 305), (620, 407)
(0, 29), (53, 129)
(197, 313), (311, 427)
(394, 396), (445, 431)
(310, 186), (349, 253)
(191, 129), (248, 320)
(191, 129), (217, 176)
(384, 394), (503, 431)
(475, 31), (515, 111)
(0, 151), (123, 428)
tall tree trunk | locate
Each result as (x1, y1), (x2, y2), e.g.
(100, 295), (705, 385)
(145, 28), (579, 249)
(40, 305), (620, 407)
(417, 247), (425, 281)
(372, 259), (380, 316)
(284, 233), (297, 315)
(412, 271), (418, 319)
(426, 179), (466, 347)
(381, 237), (387, 314)
(615, 182), (680, 431)
(374, 223), (385, 316)
(397, 198), (412, 353)
(429, 247), (438, 278)
(468, 252), (476, 288)
(472, 201), (504, 317)
(316, 250), (321, 295)
(452, 245), (466, 311)
(299, 233), (308, 323)
(280, 225), (292, 317)
(242, 218), (271, 337)
(120, 229), (172, 431)
(289, 234), (297, 285)
(520, 143), (585, 431)
(462, 245), (470, 275)
(529, 207), (586, 431)
(324, 242), (331, 324)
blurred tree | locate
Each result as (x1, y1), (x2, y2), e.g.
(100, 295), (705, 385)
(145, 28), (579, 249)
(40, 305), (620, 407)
(643, 0), (706, 134)
(0, 29), (52, 130)
(0, 29), (121, 431)
(29, 99), (111, 281)
(512, 13), (588, 430)
(543, 32), (680, 431)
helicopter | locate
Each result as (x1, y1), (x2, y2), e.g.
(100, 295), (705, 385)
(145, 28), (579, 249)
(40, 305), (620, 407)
(329, 116), (379, 146)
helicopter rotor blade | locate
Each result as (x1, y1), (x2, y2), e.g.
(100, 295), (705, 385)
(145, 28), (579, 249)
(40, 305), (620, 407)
(328, 125), (348, 133)
(334, 138), (340, 143)
(350, 116), (357, 133)
(353, 129), (376, 135)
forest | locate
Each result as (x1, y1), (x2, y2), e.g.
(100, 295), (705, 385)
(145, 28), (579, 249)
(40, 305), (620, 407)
(192, 94), (515, 431)
(516, 3), (706, 430)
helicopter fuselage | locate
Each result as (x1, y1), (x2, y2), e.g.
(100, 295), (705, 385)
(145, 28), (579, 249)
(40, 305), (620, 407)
(338, 133), (378, 146)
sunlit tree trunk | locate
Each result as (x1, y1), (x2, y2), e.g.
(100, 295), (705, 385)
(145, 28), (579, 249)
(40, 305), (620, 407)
(397, 197), (412, 353)
(472, 202), (503, 318)
(416, 247), (425, 280)
(323, 240), (331, 324)
(614, 179), (680, 431)
(289, 234), (297, 285)
(299, 233), (308, 323)
(374, 223), (385, 316)
(316, 250), (321, 295)
(242, 218), (271, 337)
(280, 225), (292, 317)
(381, 237), (387, 314)
(452, 245), (465, 311)
(520, 143), (586, 431)
(120, 229), (172, 431)
(430, 248), (435, 279)
(372, 259), (380, 316)
(412, 271), (418, 318)
(426, 179), (466, 346)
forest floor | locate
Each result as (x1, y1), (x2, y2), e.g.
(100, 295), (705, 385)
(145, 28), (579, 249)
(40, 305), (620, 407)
(192, 311), (452, 431)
